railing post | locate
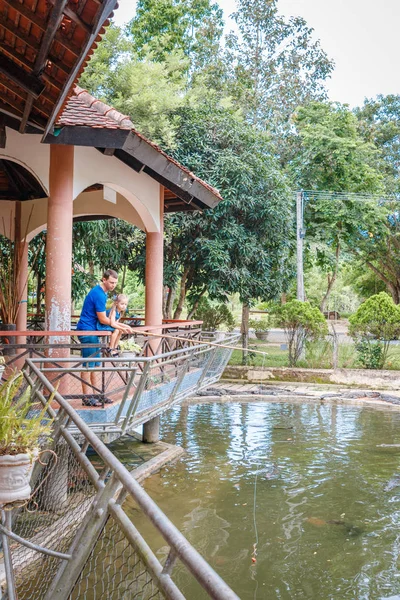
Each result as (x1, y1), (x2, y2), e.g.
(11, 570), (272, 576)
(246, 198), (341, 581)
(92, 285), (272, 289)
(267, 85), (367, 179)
(43, 473), (122, 600)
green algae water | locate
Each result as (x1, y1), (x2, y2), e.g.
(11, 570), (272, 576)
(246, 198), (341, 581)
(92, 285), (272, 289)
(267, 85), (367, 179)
(118, 400), (400, 600)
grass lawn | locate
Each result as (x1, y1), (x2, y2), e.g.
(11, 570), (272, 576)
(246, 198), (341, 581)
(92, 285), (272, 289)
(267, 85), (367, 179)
(229, 340), (400, 370)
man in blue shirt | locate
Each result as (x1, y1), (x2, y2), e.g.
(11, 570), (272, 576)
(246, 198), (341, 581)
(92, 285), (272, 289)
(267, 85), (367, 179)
(76, 269), (119, 405)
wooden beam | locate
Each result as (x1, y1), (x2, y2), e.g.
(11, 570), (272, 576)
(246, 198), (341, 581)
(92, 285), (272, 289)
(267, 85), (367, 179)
(0, 159), (23, 198)
(18, 0), (69, 133)
(0, 13), (41, 53)
(2, 0), (47, 33)
(103, 148), (115, 156)
(0, 74), (28, 101)
(19, 95), (34, 133)
(1, 92), (25, 115)
(1, 0), (80, 57)
(44, 0), (118, 137)
(61, 6), (91, 35)
(0, 51), (45, 97)
(34, 0), (68, 75)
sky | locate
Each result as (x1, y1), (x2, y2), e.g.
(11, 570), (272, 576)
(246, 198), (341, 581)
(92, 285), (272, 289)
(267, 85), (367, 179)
(112, 0), (400, 108)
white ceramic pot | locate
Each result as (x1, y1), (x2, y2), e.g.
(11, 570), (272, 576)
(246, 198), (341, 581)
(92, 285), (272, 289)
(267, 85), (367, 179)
(0, 453), (34, 504)
(0, 365), (4, 381)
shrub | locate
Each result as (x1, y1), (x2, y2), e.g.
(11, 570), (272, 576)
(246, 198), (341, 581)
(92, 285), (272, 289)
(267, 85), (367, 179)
(193, 298), (235, 331)
(349, 292), (400, 369)
(274, 300), (328, 367)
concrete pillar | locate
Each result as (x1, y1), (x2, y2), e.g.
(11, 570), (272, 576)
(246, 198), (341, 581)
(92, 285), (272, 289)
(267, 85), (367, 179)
(45, 144), (74, 337)
(143, 186), (164, 443)
(143, 416), (160, 443)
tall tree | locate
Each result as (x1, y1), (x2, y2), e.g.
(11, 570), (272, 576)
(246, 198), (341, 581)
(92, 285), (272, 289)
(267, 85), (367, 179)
(355, 94), (400, 195)
(290, 102), (385, 310)
(128, 0), (224, 65)
(160, 100), (294, 317)
(224, 0), (333, 147)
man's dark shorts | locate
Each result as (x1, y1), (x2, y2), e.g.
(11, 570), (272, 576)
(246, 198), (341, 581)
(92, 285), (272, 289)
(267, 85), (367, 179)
(79, 335), (101, 368)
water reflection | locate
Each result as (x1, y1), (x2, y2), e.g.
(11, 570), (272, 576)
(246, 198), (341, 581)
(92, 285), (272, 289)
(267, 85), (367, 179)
(119, 401), (400, 600)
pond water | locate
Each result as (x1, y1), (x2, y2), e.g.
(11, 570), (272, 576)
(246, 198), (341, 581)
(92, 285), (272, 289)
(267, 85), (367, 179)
(116, 400), (400, 600)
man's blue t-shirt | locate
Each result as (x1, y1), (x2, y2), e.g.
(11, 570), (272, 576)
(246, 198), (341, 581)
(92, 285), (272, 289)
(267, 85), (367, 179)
(76, 285), (107, 331)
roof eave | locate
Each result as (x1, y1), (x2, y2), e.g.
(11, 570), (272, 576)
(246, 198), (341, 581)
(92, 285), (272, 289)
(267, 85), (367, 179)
(44, 126), (221, 210)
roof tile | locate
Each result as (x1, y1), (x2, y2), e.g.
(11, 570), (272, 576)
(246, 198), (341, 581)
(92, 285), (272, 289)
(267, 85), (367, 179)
(56, 86), (222, 201)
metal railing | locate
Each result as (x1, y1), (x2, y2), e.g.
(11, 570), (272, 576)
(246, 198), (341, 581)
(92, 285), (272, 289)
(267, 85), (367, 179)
(0, 361), (239, 600)
(18, 332), (239, 435)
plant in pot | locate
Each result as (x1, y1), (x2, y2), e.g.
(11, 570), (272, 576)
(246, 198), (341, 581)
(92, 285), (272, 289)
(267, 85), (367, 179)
(0, 371), (53, 505)
(249, 318), (270, 341)
(119, 338), (142, 358)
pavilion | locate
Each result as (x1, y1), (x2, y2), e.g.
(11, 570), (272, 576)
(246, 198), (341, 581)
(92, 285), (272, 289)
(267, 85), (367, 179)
(0, 0), (222, 336)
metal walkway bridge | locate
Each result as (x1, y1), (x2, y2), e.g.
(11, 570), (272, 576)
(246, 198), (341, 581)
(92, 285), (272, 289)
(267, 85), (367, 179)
(0, 332), (240, 600)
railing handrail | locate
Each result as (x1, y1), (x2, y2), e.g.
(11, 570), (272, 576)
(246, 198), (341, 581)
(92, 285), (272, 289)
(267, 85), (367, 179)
(0, 321), (204, 338)
(25, 358), (240, 600)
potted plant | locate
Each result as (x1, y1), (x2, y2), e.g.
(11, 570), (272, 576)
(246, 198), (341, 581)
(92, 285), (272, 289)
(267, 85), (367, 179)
(0, 211), (40, 355)
(119, 338), (142, 358)
(0, 371), (53, 504)
(249, 318), (270, 341)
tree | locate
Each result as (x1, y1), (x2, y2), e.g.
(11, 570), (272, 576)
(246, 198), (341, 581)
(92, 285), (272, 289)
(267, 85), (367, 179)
(290, 102), (385, 310)
(79, 24), (133, 100)
(128, 0), (224, 65)
(349, 292), (400, 369)
(224, 0), (333, 148)
(274, 300), (328, 367)
(161, 100), (294, 318)
(355, 95), (400, 196)
(111, 51), (188, 147)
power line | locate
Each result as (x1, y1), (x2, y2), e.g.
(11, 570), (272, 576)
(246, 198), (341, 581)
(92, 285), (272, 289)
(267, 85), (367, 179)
(297, 189), (400, 204)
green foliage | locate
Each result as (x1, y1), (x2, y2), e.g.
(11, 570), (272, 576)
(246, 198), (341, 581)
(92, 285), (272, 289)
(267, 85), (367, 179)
(0, 372), (53, 456)
(163, 100), (294, 308)
(302, 340), (333, 369)
(225, 0), (333, 140)
(119, 339), (142, 354)
(355, 94), (400, 196)
(111, 51), (188, 148)
(193, 297), (235, 331)
(79, 24), (134, 99)
(292, 102), (384, 193)
(248, 318), (269, 332)
(349, 292), (400, 369)
(128, 0), (224, 64)
(274, 300), (328, 366)
(354, 339), (385, 370)
(349, 292), (400, 339)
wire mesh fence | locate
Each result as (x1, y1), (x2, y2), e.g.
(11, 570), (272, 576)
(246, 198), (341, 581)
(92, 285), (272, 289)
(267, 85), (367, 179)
(69, 518), (166, 600)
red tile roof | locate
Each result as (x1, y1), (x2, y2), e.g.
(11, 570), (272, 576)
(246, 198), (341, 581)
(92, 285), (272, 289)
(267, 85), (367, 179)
(57, 86), (222, 201)
(57, 87), (133, 129)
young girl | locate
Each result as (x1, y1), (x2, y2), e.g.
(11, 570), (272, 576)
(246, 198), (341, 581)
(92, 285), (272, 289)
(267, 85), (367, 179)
(97, 293), (133, 356)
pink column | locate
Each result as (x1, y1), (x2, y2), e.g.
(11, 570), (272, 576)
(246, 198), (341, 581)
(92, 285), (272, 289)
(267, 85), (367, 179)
(45, 144), (74, 339)
(145, 187), (164, 327)
(143, 186), (164, 443)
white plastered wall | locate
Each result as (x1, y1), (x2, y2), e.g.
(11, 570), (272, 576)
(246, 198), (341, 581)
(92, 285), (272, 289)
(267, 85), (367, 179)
(0, 127), (161, 240)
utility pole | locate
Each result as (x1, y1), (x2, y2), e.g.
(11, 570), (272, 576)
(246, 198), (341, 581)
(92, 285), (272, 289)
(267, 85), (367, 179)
(296, 191), (305, 301)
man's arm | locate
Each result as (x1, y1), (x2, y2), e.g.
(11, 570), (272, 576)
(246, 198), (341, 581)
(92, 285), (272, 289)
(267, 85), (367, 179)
(97, 311), (111, 326)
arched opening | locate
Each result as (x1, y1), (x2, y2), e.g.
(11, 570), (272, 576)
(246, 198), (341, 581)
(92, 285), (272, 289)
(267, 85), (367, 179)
(0, 159), (47, 202)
